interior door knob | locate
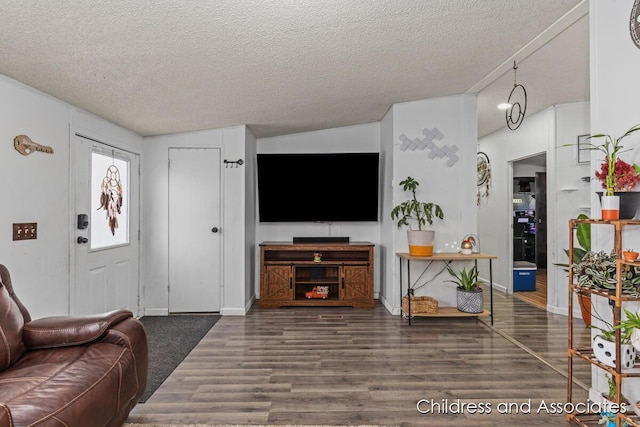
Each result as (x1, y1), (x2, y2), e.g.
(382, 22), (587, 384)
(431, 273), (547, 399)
(77, 236), (88, 244)
(211, 227), (219, 233)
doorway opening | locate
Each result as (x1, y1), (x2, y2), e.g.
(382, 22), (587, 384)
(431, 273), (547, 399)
(512, 153), (547, 309)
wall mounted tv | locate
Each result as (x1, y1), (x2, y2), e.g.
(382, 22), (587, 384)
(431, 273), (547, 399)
(257, 153), (380, 222)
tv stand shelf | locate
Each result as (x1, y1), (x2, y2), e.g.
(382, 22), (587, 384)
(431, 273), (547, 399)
(259, 241), (375, 309)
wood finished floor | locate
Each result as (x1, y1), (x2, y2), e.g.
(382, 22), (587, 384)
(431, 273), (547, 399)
(128, 291), (591, 427)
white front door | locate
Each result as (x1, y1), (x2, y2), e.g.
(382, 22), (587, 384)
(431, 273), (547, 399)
(73, 136), (140, 315)
(168, 147), (222, 313)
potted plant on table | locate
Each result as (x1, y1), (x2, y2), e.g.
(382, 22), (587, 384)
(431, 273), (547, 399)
(585, 123), (640, 219)
(445, 264), (483, 313)
(391, 176), (444, 256)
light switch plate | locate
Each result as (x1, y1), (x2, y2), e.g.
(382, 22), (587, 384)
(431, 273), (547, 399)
(13, 223), (37, 240)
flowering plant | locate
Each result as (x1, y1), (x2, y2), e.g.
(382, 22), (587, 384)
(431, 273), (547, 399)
(594, 158), (640, 192)
(586, 124), (640, 196)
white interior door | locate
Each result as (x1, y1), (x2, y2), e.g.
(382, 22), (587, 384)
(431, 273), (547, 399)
(168, 147), (222, 312)
(73, 136), (140, 315)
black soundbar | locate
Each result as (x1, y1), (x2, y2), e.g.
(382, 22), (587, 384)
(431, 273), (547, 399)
(293, 236), (350, 244)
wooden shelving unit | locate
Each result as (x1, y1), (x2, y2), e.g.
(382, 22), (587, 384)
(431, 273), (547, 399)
(567, 219), (640, 427)
(259, 241), (374, 309)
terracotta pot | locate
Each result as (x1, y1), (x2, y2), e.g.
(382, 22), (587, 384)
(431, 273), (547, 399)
(577, 293), (591, 327)
(623, 251), (639, 262)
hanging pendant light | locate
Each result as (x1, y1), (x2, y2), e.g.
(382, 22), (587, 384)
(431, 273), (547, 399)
(506, 61), (527, 130)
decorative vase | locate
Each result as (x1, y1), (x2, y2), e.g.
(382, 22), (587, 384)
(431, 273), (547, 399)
(593, 335), (636, 370)
(407, 230), (435, 256)
(600, 195), (620, 220)
(456, 288), (483, 313)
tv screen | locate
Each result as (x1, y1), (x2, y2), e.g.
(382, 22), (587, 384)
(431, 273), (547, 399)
(257, 153), (379, 222)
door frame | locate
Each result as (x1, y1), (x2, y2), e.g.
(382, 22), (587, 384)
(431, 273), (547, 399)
(69, 133), (142, 315)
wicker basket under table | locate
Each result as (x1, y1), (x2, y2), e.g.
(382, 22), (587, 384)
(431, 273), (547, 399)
(402, 295), (438, 315)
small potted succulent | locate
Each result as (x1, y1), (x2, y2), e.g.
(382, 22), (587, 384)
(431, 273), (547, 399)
(623, 248), (639, 262)
(445, 264), (483, 313)
(391, 176), (444, 256)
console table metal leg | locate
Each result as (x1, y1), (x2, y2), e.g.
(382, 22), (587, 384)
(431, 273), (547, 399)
(489, 259), (494, 325)
(407, 259), (412, 325)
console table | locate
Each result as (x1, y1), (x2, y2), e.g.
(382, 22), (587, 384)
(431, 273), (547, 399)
(396, 252), (497, 325)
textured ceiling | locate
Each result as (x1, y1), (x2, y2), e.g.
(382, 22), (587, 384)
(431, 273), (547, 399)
(0, 1), (588, 139)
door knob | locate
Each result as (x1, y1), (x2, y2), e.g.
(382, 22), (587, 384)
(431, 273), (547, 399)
(211, 227), (219, 233)
(77, 236), (88, 244)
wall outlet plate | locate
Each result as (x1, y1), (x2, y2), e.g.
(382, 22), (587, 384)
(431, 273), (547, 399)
(13, 223), (37, 240)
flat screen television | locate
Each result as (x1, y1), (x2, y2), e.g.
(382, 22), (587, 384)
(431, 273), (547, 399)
(257, 153), (380, 222)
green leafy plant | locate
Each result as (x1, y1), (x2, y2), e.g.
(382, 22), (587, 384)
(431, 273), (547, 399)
(556, 213), (591, 271)
(390, 176), (444, 230)
(571, 250), (640, 296)
(445, 265), (480, 291)
(613, 307), (640, 335)
(591, 323), (632, 344)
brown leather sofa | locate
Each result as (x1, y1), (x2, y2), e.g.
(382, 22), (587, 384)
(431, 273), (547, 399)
(0, 264), (148, 426)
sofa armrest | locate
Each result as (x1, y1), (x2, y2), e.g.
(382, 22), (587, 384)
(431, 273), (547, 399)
(0, 403), (13, 427)
(22, 309), (133, 350)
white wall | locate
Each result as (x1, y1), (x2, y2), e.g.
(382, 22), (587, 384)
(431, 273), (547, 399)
(478, 103), (589, 313)
(589, 0), (640, 404)
(0, 75), (143, 319)
(384, 94), (478, 310)
(143, 126), (250, 315)
(255, 123), (382, 298)
(244, 127), (257, 311)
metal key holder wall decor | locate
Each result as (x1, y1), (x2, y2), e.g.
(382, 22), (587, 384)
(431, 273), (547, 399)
(98, 158), (123, 235)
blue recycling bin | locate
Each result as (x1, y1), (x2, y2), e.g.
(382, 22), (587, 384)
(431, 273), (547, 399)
(513, 261), (537, 292)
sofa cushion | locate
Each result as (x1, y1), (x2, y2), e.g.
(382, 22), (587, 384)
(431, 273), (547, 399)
(0, 343), (138, 426)
(0, 283), (26, 371)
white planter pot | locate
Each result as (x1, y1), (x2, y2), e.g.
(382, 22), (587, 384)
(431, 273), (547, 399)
(407, 230), (435, 256)
(456, 288), (484, 313)
(593, 335), (636, 370)
(601, 195), (620, 220)
(631, 328), (640, 354)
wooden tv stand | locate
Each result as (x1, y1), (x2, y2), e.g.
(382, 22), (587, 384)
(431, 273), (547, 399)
(259, 241), (374, 308)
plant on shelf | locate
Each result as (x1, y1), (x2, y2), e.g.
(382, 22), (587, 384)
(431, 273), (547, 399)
(391, 176), (444, 256)
(446, 264), (483, 313)
(599, 374), (630, 427)
(613, 307), (640, 353)
(571, 250), (640, 296)
(557, 214), (592, 325)
(591, 320), (636, 370)
(623, 248), (639, 262)
(586, 124), (640, 196)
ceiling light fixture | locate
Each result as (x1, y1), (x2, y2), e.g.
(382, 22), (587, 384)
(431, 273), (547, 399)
(505, 61), (527, 130)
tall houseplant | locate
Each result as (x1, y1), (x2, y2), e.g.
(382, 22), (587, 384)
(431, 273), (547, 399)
(586, 124), (640, 219)
(391, 176), (444, 256)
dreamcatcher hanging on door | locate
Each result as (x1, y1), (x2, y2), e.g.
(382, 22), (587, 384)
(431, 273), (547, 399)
(477, 151), (491, 205)
(98, 156), (123, 235)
